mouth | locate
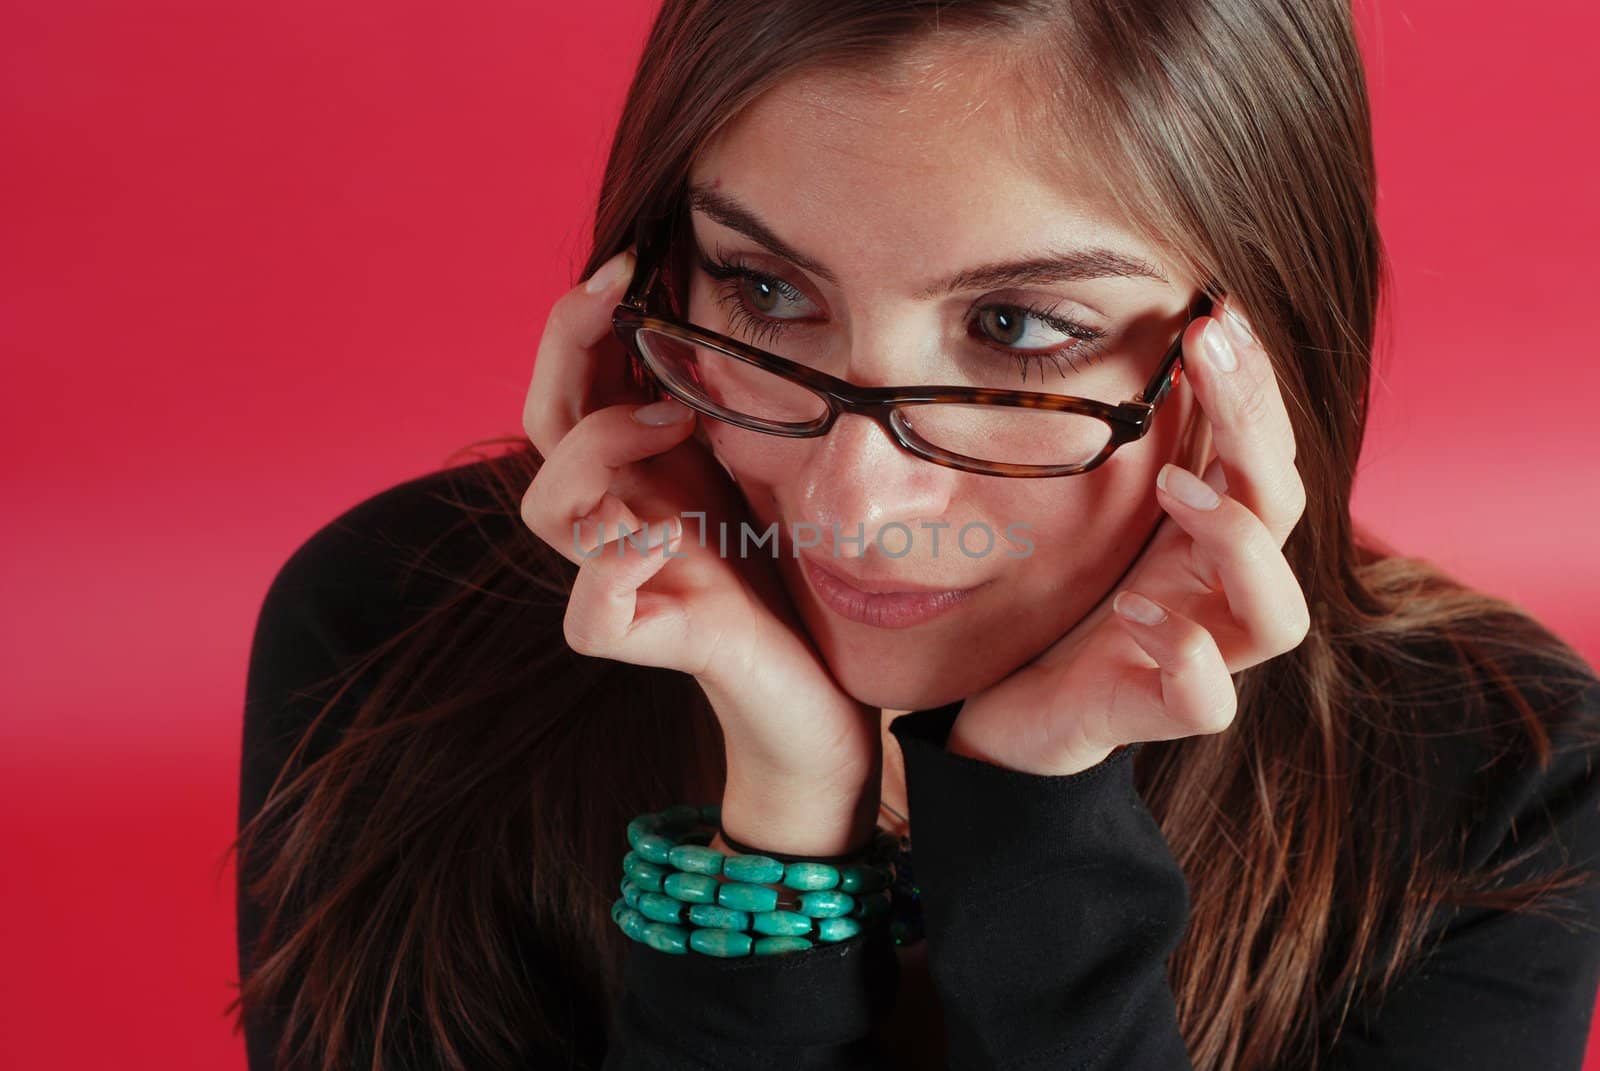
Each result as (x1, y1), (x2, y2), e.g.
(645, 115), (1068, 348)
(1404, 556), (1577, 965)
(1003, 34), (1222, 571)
(800, 555), (984, 630)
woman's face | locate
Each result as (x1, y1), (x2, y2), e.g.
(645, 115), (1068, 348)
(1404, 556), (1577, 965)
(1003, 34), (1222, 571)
(682, 49), (1206, 711)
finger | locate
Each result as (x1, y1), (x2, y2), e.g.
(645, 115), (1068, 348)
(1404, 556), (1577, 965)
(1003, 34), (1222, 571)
(562, 491), (648, 560)
(523, 246), (644, 459)
(1154, 461), (1313, 668)
(520, 399), (697, 562)
(1179, 299), (1306, 548)
(564, 517), (695, 669)
(1109, 590), (1238, 739)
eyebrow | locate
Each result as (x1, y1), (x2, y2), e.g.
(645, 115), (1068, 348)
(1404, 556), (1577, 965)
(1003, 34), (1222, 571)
(686, 182), (1170, 298)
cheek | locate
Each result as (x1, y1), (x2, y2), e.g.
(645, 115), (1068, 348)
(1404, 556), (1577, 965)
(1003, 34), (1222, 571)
(995, 460), (1159, 579)
(698, 421), (799, 494)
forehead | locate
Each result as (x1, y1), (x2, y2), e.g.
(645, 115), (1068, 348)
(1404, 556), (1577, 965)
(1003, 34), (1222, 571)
(688, 44), (1153, 274)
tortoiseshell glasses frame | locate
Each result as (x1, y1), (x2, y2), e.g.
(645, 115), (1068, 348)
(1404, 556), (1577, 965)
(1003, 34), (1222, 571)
(610, 211), (1212, 478)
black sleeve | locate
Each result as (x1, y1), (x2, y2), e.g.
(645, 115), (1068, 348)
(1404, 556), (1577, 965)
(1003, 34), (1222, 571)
(886, 692), (1600, 1071)
(236, 466), (504, 1071)
(237, 521), (378, 1071)
(889, 703), (1192, 1070)
(239, 463), (903, 1071)
(599, 697), (1179, 1071)
(241, 468), (1600, 1070)
(601, 931), (901, 1069)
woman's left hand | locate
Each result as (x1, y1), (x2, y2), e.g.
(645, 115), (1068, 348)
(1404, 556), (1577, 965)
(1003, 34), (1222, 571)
(948, 298), (1312, 776)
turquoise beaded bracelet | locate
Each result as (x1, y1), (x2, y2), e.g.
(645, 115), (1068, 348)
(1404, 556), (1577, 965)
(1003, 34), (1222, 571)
(611, 803), (898, 957)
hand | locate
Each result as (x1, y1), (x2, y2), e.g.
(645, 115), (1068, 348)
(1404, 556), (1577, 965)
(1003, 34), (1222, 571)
(948, 298), (1311, 776)
(519, 248), (881, 850)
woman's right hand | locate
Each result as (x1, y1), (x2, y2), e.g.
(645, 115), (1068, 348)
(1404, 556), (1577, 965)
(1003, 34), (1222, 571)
(519, 248), (883, 852)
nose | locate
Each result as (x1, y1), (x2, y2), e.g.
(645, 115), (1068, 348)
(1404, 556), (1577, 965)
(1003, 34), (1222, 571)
(792, 409), (958, 562)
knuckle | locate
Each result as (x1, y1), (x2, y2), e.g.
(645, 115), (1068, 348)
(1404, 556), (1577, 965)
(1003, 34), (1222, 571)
(1280, 469), (1308, 524)
(523, 404), (550, 455)
(523, 397), (559, 462)
(1232, 375), (1274, 428)
(519, 481), (544, 537)
(1203, 693), (1239, 734)
(1280, 603), (1313, 652)
(1230, 522), (1277, 572)
(544, 286), (582, 337)
(562, 607), (603, 657)
(520, 472), (556, 540)
(1173, 627), (1213, 669)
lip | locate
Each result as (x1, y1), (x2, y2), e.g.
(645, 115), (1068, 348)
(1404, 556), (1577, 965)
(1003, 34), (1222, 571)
(798, 550), (966, 594)
(800, 555), (982, 629)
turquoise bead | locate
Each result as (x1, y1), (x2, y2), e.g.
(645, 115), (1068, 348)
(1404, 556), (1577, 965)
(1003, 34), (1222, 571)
(722, 854), (784, 885)
(618, 802), (886, 960)
(687, 903), (750, 930)
(626, 815), (663, 851)
(637, 891), (686, 924)
(634, 832), (675, 865)
(668, 843), (724, 875)
(625, 857), (668, 893)
(641, 921), (690, 954)
(717, 881), (779, 912)
(661, 803), (701, 827)
(689, 927), (754, 958)
(753, 935), (813, 955)
(781, 861), (840, 891)
(618, 907), (650, 942)
(816, 916), (863, 943)
(749, 909), (814, 936)
(798, 890), (855, 918)
(838, 864), (890, 894)
(662, 871), (719, 904)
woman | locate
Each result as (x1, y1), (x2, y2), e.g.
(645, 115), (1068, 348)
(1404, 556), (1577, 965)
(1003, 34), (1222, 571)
(231, 1), (1600, 1069)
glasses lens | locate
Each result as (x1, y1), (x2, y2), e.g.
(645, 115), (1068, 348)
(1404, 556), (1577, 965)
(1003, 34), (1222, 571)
(892, 403), (1113, 468)
(636, 327), (828, 428)
(634, 325), (1117, 470)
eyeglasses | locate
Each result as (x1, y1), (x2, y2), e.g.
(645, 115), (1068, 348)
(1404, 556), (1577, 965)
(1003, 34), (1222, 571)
(610, 209), (1211, 478)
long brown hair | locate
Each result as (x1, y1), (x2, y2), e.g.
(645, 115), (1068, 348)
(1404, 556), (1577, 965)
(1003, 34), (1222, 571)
(227, 2), (1600, 1068)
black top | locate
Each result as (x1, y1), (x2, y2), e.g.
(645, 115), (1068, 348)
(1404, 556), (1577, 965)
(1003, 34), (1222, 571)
(239, 462), (1600, 1070)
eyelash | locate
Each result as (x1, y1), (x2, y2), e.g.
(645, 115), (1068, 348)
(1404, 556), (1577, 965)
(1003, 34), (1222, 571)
(694, 252), (1109, 382)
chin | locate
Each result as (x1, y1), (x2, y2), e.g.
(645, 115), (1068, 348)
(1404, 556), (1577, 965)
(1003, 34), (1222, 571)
(819, 647), (994, 713)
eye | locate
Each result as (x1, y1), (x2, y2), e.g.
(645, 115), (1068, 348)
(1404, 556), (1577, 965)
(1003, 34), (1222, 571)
(969, 301), (1109, 380)
(695, 252), (820, 348)
(693, 250), (1111, 383)
(973, 303), (1098, 352)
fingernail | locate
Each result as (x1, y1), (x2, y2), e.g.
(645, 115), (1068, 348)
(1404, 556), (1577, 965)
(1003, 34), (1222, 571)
(1203, 319), (1238, 373)
(1158, 462), (1221, 510)
(631, 397), (694, 425)
(1223, 305), (1254, 350)
(1114, 590), (1169, 626)
(584, 249), (634, 294)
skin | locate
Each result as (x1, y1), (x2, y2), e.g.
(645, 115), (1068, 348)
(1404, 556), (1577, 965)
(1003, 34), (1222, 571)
(522, 41), (1309, 860)
(679, 55), (1204, 814)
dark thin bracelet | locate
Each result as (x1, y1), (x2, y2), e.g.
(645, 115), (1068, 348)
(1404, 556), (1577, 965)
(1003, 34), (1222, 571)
(716, 818), (876, 865)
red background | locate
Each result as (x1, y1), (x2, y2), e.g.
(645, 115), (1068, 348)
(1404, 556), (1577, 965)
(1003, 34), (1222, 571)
(3, 1), (1597, 1067)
